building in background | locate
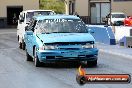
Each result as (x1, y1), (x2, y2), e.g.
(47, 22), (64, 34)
(40, 0), (65, 14)
(1, 0), (132, 27)
(65, 0), (132, 24)
(64, 0), (75, 15)
(0, 0), (39, 28)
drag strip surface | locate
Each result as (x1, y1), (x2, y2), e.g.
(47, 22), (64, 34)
(0, 29), (131, 88)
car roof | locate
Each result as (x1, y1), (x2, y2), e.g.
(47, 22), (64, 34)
(111, 12), (125, 14)
(22, 10), (54, 13)
(33, 15), (80, 20)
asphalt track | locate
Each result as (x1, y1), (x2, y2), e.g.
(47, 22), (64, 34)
(0, 29), (131, 88)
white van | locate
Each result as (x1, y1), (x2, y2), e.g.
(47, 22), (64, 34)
(17, 10), (55, 50)
(107, 12), (126, 25)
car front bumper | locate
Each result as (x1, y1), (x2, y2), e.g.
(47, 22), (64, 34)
(37, 48), (98, 62)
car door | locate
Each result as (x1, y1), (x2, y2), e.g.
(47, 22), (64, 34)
(25, 20), (37, 56)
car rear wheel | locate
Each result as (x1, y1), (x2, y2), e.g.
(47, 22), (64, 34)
(17, 36), (19, 41)
(22, 40), (25, 50)
(87, 60), (97, 67)
(19, 42), (22, 49)
(34, 47), (41, 67)
(26, 49), (33, 61)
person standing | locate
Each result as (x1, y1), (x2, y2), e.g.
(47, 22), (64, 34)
(13, 13), (17, 24)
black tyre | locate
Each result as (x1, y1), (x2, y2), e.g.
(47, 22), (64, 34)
(34, 47), (41, 67)
(26, 50), (33, 61)
(19, 42), (22, 49)
(22, 40), (25, 50)
(87, 60), (97, 67)
(17, 36), (19, 41)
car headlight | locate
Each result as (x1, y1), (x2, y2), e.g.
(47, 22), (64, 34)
(45, 45), (58, 50)
(39, 45), (57, 50)
(82, 44), (94, 49)
(39, 46), (45, 50)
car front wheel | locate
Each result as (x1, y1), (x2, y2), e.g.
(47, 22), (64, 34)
(34, 47), (41, 67)
(26, 49), (33, 61)
(22, 40), (25, 50)
(19, 42), (22, 49)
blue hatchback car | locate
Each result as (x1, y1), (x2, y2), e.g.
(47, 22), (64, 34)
(24, 15), (98, 67)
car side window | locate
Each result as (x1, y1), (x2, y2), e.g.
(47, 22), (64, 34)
(27, 19), (37, 32)
(26, 19), (34, 31)
(32, 20), (37, 32)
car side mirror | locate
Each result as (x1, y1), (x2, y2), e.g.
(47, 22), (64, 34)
(26, 31), (33, 35)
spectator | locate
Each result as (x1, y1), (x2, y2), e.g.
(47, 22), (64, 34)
(13, 13), (17, 24)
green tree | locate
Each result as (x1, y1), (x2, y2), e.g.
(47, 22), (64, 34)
(40, 0), (65, 14)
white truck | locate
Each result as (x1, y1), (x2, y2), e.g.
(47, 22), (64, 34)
(17, 10), (55, 50)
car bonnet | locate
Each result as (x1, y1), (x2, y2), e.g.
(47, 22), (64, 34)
(36, 33), (95, 44)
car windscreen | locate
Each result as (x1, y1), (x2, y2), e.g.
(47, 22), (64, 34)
(35, 19), (87, 34)
(26, 11), (54, 22)
(112, 14), (126, 18)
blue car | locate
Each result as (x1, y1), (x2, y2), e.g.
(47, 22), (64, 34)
(24, 15), (98, 67)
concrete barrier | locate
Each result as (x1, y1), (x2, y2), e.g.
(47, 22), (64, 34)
(87, 25), (116, 45)
(114, 26), (132, 42)
(119, 36), (132, 48)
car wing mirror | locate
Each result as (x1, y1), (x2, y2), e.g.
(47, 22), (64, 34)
(26, 31), (33, 35)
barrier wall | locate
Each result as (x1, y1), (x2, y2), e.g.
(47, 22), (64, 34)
(114, 26), (132, 42)
(114, 26), (132, 48)
(119, 36), (132, 48)
(87, 25), (116, 45)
